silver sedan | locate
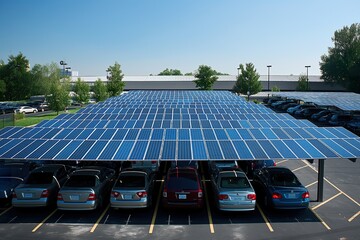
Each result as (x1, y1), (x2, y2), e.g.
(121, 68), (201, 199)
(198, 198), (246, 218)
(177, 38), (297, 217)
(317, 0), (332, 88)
(210, 169), (256, 211)
(57, 166), (115, 211)
(110, 169), (155, 209)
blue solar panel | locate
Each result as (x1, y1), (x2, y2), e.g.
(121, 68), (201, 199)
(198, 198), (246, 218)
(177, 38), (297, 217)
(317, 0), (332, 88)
(113, 141), (133, 160)
(100, 141), (122, 160)
(0, 139), (24, 156)
(203, 129), (216, 140)
(129, 141), (148, 160)
(12, 140), (46, 159)
(88, 129), (105, 140)
(178, 141), (191, 159)
(271, 140), (297, 159)
(249, 129), (266, 140)
(112, 129), (128, 140)
(69, 140), (96, 160)
(206, 141), (223, 159)
(219, 141), (238, 159)
(232, 141), (253, 159)
(145, 141), (162, 159)
(246, 141), (268, 159)
(162, 141), (176, 160)
(190, 129), (203, 140)
(126, 129), (139, 140)
(272, 129), (290, 139)
(295, 140), (325, 159)
(308, 139), (338, 158)
(151, 129), (164, 140)
(83, 141), (108, 159)
(258, 140), (282, 159)
(192, 141), (207, 160)
(237, 129), (253, 140)
(54, 141), (82, 160)
(333, 139), (360, 156)
(260, 129), (278, 139)
(179, 129), (190, 140)
(283, 140), (311, 159)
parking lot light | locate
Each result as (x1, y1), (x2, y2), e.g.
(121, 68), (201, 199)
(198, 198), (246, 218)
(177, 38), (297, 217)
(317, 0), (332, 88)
(305, 65), (311, 91)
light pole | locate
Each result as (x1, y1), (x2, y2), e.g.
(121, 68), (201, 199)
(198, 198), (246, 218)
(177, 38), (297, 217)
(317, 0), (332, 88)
(305, 65), (311, 91)
(267, 65), (272, 91)
(237, 66), (241, 95)
(60, 60), (67, 79)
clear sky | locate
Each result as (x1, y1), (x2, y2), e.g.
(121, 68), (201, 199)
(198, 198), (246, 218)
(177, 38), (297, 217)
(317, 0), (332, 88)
(1, 0), (359, 76)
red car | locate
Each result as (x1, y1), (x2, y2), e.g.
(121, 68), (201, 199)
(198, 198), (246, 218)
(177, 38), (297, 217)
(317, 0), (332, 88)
(162, 167), (203, 209)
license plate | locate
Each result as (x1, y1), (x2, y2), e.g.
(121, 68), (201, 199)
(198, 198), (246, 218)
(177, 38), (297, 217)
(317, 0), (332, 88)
(24, 193), (32, 198)
(70, 195), (80, 201)
(178, 194), (187, 200)
(233, 196), (245, 201)
(124, 194), (132, 200)
(287, 193), (296, 199)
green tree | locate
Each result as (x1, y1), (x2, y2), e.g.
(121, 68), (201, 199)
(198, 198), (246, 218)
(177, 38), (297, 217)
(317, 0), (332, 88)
(320, 23), (360, 93)
(271, 86), (280, 92)
(233, 63), (262, 100)
(107, 62), (125, 97)
(93, 78), (108, 102)
(0, 80), (6, 99)
(296, 75), (308, 91)
(48, 79), (70, 115)
(184, 72), (193, 76)
(74, 78), (90, 105)
(0, 53), (32, 100)
(158, 68), (182, 75)
(193, 65), (218, 90)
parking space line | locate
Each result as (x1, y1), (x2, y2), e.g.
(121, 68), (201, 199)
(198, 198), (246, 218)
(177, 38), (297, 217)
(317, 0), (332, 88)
(126, 214), (131, 225)
(306, 181), (318, 188)
(276, 160), (288, 165)
(312, 192), (342, 211)
(302, 160), (360, 207)
(0, 206), (12, 217)
(32, 209), (57, 233)
(292, 165), (309, 172)
(149, 175), (165, 234)
(90, 204), (110, 233)
(348, 211), (360, 222)
(256, 204), (274, 232)
(309, 208), (331, 230)
(200, 164), (215, 234)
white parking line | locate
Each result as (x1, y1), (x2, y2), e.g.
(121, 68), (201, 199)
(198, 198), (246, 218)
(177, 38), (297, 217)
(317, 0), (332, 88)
(306, 181), (318, 188)
(126, 214), (131, 225)
(188, 215), (191, 225)
(256, 203), (274, 232)
(302, 160), (360, 207)
(292, 165), (309, 172)
(276, 160), (288, 165)
(32, 209), (57, 232)
(309, 208), (331, 230)
(312, 192), (342, 210)
(90, 204), (110, 233)
(7, 216), (17, 223)
(168, 214), (171, 225)
(0, 206), (12, 217)
(348, 211), (360, 222)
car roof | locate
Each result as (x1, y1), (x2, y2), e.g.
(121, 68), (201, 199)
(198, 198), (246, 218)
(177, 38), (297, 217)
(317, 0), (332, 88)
(218, 170), (246, 178)
(32, 164), (66, 173)
(264, 166), (292, 174)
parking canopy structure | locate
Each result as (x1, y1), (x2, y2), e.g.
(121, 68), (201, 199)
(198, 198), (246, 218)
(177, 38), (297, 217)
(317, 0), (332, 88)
(0, 90), (360, 201)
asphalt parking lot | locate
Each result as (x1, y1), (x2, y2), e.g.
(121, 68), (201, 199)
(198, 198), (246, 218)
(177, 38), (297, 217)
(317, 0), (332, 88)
(0, 159), (358, 240)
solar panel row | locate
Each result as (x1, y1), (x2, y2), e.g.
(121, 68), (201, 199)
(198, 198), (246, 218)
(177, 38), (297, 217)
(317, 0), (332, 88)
(0, 90), (360, 161)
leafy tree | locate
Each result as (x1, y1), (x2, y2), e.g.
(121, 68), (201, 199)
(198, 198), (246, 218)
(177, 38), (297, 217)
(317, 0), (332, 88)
(74, 78), (90, 105)
(296, 75), (309, 91)
(0, 53), (32, 100)
(158, 68), (182, 75)
(320, 23), (360, 93)
(0, 80), (6, 99)
(184, 72), (193, 76)
(193, 65), (218, 90)
(107, 62), (125, 97)
(233, 63), (262, 100)
(48, 79), (71, 115)
(213, 70), (229, 75)
(271, 86), (280, 92)
(93, 78), (108, 102)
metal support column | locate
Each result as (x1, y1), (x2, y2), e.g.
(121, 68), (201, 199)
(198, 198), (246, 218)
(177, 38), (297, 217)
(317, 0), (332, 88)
(317, 159), (325, 202)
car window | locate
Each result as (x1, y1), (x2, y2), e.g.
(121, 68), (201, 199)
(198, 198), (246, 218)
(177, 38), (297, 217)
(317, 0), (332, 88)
(220, 177), (250, 188)
(270, 173), (301, 187)
(115, 175), (145, 188)
(65, 175), (96, 187)
(167, 173), (198, 190)
(25, 172), (54, 184)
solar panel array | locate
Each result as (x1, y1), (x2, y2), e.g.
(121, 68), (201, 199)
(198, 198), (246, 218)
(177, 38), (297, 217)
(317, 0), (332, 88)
(273, 92), (360, 111)
(0, 90), (359, 162)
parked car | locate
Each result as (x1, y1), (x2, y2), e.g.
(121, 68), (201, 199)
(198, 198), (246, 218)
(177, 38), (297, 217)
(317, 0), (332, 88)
(271, 99), (296, 109)
(238, 160), (276, 179)
(253, 167), (310, 210)
(208, 160), (239, 174)
(162, 167), (203, 209)
(328, 114), (354, 126)
(345, 120), (360, 135)
(34, 103), (49, 112)
(281, 102), (298, 111)
(310, 109), (332, 121)
(210, 169), (256, 211)
(57, 166), (116, 211)
(110, 168), (156, 209)
(0, 161), (38, 206)
(15, 106), (38, 114)
(266, 97), (283, 106)
(293, 106), (319, 118)
(0, 102), (19, 114)
(318, 112), (338, 124)
(292, 105), (317, 117)
(170, 161), (199, 170)
(287, 103), (315, 115)
(12, 164), (73, 208)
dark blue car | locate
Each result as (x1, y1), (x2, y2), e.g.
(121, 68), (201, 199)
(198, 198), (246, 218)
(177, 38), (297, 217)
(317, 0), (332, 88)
(253, 167), (310, 210)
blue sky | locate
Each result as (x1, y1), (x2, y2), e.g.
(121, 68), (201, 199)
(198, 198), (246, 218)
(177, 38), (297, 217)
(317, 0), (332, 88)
(1, 0), (359, 76)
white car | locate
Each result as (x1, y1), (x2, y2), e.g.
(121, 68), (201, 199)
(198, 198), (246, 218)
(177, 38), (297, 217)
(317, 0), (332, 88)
(16, 106), (38, 114)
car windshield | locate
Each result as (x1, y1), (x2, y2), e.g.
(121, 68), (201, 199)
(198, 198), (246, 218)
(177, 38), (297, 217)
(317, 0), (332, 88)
(167, 173), (198, 190)
(220, 177), (250, 188)
(270, 172), (301, 187)
(65, 175), (96, 187)
(115, 175), (145, 188)
(25, 172), (53, 184)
